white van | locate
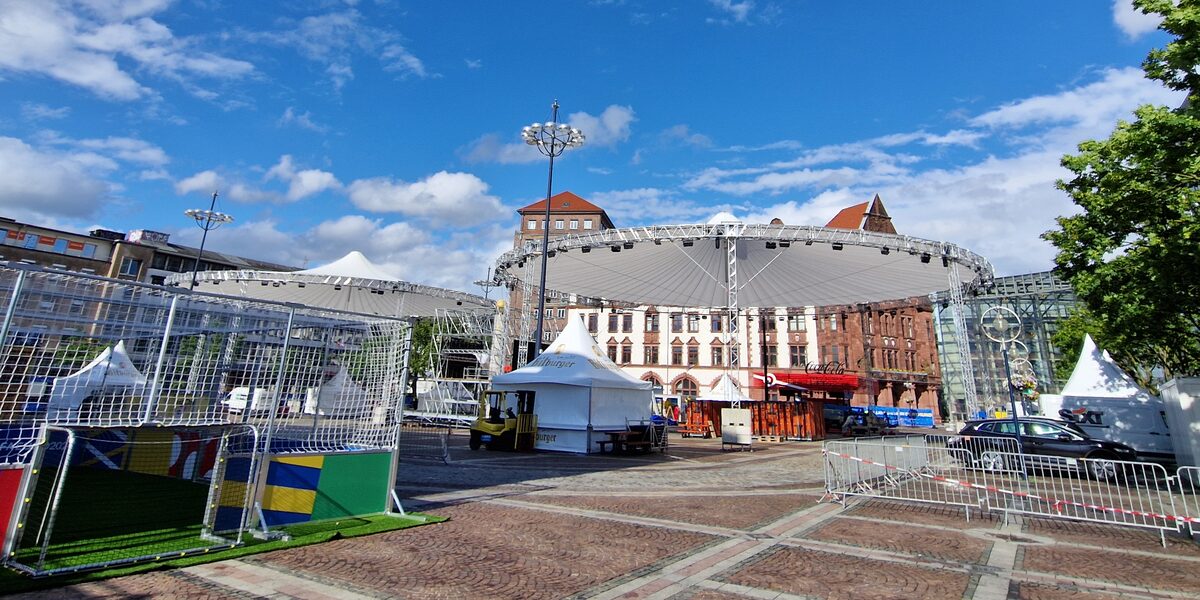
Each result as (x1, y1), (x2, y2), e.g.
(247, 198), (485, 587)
(221, 387), (277, 415)
(1038, 393), (1174, 466)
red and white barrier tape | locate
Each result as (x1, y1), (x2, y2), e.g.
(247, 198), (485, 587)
(823, 449), (1199, 525)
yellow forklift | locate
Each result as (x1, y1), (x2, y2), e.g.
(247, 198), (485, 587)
(468, 389), (537, 451)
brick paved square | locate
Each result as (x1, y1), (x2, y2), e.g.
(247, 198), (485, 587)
(8, 571), (247, 599)
(1021, 545), (1200, 594)
(521, 493), (821, 530)
(1015, 582), (1125, 600)
(255, 503), (717, 600)
(1023, 518), (1200, 557)
(804, 517), (992, 564)
(843, 498), (1001, 530)
(720, 546), (971, 600)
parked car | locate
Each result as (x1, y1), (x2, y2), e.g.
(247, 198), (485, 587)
(946, 417), (1138, 480)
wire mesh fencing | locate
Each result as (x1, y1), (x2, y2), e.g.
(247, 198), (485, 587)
(0, 264), (415, 575)
(824, 438), (1192, 545)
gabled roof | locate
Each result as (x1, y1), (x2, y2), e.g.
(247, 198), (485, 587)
(517, 191), (615, 228)
(1061, 334), (1157, 402)
(824, 195), (897, 234)
(825, 202), (870, 229)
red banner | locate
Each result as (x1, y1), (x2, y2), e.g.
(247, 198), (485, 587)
(752, 371), (859, 392)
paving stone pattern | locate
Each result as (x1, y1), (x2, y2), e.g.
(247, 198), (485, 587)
(10, 434), (1200, 599)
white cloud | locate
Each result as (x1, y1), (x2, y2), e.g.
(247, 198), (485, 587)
(0, 0), (253, 100)
(36, 131), (169, 166)
(278, 107), (329, 133)
(20, 102), (70, 120)
(708, 0), (754, 23)
(1112, 0), (1161, 40)
(175, 169), (222, 195)
(589, 188), (723, 224)
(660, 124), (713, 148)
(465, 58), (481, 69)
(381, 43), (430, 78)
(264, 155), (341, 201)
(346, 171), (506, 226)
(567, 104), (635, 147)
(459, 133), (542, 165)
(0, 136), (109, 219)
(970, 67), (1180, 131)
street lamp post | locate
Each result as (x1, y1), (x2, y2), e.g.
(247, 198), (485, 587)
(184, 190), (234, 290)
(522, 101), (585, 359)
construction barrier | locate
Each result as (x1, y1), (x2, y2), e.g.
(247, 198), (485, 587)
(1178, 466), (1200, 538)
(824, 438), (1193, 545)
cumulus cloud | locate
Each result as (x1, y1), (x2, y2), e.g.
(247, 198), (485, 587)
(264, 155), (341, 202)
(0, 136), (110, 219)
(277, 107), (329, 133)
(247, 9), (433, 90)
(20, 102), (70, 120)
(0, 0), (253, 100)
(567, 105), (635, 147)
(346, 171), (506, 226)
(174, 169), (222, 195)
(1112, 0), (1161, 40)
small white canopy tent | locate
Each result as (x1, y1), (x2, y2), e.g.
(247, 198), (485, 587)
(490, 317), (652, 453)
(47, 341), (150, 422)
(304, 366), (369, 417)
(1039, 334), (1172, 460)
(697, 373), (753, 403)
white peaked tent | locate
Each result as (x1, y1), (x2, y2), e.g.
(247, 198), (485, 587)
(304, 366), (369, 417)
(698, 373), (753, 403)
(1040, 334), (1172, 460)
(490, 317), (653, 453)
(47, 341), (150, 421)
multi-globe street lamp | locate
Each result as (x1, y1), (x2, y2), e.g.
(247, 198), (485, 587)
(522, 101), (585, 359)
(184, 190), (234, 290)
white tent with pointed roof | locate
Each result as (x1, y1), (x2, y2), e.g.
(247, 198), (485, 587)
(1039, 334), (1172, 461)
(491, 317), (652, 453)
(47, 340), (150, 422)
(698, 373), (753, 403)
(304, 365), (370, 417)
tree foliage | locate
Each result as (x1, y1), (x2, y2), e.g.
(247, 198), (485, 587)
(1045, 0), (1200, 378)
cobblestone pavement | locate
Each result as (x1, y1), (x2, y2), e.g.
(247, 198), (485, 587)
(11, 432), (1200, 599)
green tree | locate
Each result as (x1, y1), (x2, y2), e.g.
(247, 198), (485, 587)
(1045, 0), (1200, 379)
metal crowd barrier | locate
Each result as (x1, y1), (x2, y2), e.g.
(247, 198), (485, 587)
(825, 438), (1190, 546)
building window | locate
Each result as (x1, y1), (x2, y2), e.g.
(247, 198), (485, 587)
(671, 344), (683, 365)
(673, 378), (698, 398)
(830, 346), (840, 364)
(555, 219), (565, 230)
(621, 345), (631, 364)
(23, 234), (39, 249)
(670, 313), (683, 333)
(587, 314), (597, 333)
(622, 313), (633, 333)
(608, 313), (619, 332)
(607, 342), (618, 362)
(790, 345), (807, 367)
(762, 310), (777, 330)
(828, 315), (838, 331)
(118, 257), (141, 278)
(53, 238), (68, 253)
(787, 314), (806, 332)
(765, 345), (778, 367)
(645, 313), (659, 332)
(583, 219), (593, 230)
(556, 308), (566, 318)
(569, 219), (579, 230)
(527, 219), (537, 230)
(686, 345), (699, 366)
(711, 346), (723, 366)
(687, 314), (700, 333)
(644, 346), (659, 365)
(710, 314), (723, 333)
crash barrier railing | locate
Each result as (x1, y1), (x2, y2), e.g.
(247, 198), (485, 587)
(824, 438), (1191, 545)
(1178, 466), (1200, 538)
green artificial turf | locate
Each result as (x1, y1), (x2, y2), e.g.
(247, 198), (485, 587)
(0, 511), (444, 595)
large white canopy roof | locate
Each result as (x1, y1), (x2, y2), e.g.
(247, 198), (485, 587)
(167, 250), (493, 317)
(495, 223), (992, 308)
(1061, 334), (1156, 401)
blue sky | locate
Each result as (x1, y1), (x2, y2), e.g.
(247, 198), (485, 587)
(0, 0), (1183, 295)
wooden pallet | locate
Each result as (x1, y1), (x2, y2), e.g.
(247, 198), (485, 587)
(753, 435), (784, 443)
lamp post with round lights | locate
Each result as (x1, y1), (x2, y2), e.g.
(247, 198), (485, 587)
(184, 190), (234, 290)
(522, 101), (585, 358)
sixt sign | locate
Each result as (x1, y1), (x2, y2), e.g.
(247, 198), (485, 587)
(1059, 407), (1106, 426)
